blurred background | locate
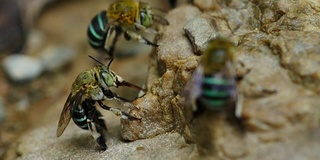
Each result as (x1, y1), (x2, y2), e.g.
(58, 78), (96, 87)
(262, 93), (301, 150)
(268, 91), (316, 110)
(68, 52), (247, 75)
(0, 0), (171, 157)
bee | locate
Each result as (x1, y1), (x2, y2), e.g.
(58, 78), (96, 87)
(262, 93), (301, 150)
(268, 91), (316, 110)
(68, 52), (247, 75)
(184, 37), (243, 123)
(56, 56), (145, 151)
(87, 0), (169, 58)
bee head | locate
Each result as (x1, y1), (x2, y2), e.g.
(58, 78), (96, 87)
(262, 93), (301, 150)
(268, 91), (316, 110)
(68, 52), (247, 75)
(88, 55), (118, 88)
(99, 69), (118, 88)
(203, 38), (235, 71)
(139, 2), (153, 27)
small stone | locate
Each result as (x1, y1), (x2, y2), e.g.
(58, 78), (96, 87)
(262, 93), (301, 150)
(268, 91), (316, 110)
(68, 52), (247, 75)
(184, 18), (218, 55)
(16, 97), (30, 111)
(2, 54), (43, 82)
(39, 46), (76, 71)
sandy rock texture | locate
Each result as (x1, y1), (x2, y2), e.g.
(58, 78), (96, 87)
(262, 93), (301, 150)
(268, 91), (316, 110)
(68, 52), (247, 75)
(4, 124), (197, 160)
(121, 5), (201, 142)
(121, 0), (320, 159)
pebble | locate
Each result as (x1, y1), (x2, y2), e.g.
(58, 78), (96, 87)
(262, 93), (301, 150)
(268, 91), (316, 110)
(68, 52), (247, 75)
(2, 46), (76, 82)
(183, 18), (218, 55)
(39, 46), (76, 71)
(2, 54), (43, 82)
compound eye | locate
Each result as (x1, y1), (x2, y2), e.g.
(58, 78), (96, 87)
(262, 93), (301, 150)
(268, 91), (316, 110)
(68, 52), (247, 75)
(101, 71), (115, 87)
(140, 11), (151, 27)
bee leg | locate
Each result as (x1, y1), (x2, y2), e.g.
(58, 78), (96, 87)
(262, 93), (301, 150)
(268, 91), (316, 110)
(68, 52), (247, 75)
(103, 89), (134, 102)
(106, 26), (122, 57)
(123, 30), (159, 47)
(228, 93), (245, 133)
(87, 118), (107, 151)
(102, 89), (140, 109)
(97, 101), (141, 120)
(86, 106), (108, 151)
(94, 109), (108, 130)
(113, 95), (141, 110)
(134, 23), (158, 34)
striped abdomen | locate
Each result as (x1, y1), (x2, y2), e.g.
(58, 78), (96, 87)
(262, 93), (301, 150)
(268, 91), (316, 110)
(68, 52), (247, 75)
(197, 75), (234, 110)
(71, 105), (88, 130)
(87, 10), (108, 50)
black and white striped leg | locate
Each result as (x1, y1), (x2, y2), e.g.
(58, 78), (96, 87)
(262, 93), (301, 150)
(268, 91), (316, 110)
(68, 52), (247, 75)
(87, 118), (107, 151)
(106, 26), (122, 58)
(102, 89), (140, 109)
(97, 101), (141, 120)
(124, 30), (159, 47)
(86, 104), (107, 151)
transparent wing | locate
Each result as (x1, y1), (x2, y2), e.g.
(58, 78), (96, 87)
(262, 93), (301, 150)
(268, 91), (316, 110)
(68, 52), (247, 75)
(223, 61), (237, 99)
(56, 89), (85, 137)
(183, 64), (204, 111)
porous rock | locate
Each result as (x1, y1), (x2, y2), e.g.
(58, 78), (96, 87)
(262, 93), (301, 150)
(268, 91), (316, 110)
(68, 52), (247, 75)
(121, 5), (201, 142)
(121, 0), (320, 159)
(184, 18), (218, 54)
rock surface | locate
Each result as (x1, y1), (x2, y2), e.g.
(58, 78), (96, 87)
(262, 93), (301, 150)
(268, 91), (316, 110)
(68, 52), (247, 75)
(184, 18), (218, 55)
(121, 5), (201, 142)
(121, 0), (320, 159)
(4, 124), (197, 160)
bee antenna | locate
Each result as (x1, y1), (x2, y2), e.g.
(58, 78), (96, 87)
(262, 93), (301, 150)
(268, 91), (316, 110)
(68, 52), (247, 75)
(107, 57), (114, 71)
(88, 55), (107, 67)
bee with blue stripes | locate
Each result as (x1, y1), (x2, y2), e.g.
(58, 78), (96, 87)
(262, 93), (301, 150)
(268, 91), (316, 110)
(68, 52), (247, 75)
(87, 0), (169, 58)
(56, 56), (145, 151)
(185, 37), (243, 122)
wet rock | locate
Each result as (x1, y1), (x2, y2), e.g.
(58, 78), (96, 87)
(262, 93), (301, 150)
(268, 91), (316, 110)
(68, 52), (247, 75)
(39, 46), (76, 71)
(2, 54), (43, 82)
(184, 18), (218, 54)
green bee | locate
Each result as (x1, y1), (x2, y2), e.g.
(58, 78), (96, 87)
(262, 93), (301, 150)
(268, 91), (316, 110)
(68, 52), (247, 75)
(185, 37), (243, 122)
(56, 56), (144, 151)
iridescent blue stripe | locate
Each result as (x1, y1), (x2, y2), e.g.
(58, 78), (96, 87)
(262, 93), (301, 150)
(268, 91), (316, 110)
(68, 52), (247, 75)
(89, 24), (103, 40)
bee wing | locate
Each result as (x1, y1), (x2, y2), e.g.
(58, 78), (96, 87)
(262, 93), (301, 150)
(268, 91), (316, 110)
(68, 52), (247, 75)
(56, 89), (85, 137)
(183, 64), (204, 111)
(223, 61), (237, 96)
